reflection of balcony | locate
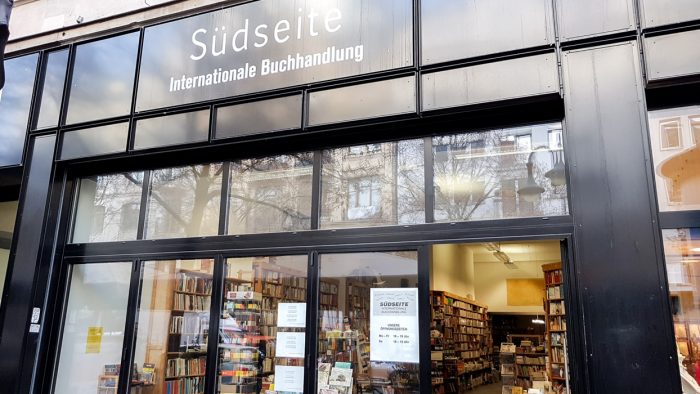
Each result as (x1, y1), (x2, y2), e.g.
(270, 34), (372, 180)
(658, 144), (700, 206)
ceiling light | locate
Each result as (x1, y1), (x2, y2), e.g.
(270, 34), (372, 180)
(691, 247), (700, 253)
(532, 316), (545, 325)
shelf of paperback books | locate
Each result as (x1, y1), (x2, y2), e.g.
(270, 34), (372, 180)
(509, 336), (546, 391)
(430, 291), (492, 393)
(542, 263), (569, 394)
(166, 269), (212, 394)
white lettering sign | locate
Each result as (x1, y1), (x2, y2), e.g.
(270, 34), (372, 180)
(369, 288), (419, 363)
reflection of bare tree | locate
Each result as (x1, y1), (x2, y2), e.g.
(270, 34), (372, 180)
(229, 154), (313, 233)
(434, 129), (567, 221)
(321, 141), (424, 227)
(148, 164), (223, 238)
(79, 172), (143, 242)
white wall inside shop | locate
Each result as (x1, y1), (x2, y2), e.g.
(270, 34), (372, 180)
(431, 241), (561, 313)
(53, 263), (131, 394)
(0, 200), (18, 306)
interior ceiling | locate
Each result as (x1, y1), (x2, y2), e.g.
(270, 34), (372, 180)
(468, 239), (562, 264)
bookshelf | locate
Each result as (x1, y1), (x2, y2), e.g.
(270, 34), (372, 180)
(509, 335), (546, 391)
(430, 291), (492, 393)
(166, 269), (212, 394)
(542, 262), (569, 394)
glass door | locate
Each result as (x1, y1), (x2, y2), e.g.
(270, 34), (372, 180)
(316, 251), (421, 393)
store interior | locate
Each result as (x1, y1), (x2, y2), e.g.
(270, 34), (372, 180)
(430, 240), (570, 394)
(52, 240), (571, 394)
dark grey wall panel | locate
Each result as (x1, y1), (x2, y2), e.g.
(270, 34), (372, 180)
(215, 95), (302, 139)
(641, 0), (700, 28)
(421, 0), (554, 65)
(60, 123), (129, 160)
(0, 135), (56, 392)
(557, 0), (635, 41)
(562, 42), (680, 392)
(422, 53), (559, 111)
(644, 30), (700, 82)
(308, 76), (416, 126)
(133, 109), (210, 150)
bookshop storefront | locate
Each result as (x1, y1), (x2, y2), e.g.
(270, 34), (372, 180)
(1, 0), (699, 393)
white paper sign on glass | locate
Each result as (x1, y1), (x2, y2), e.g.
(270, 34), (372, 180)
(274, 365), (305, 393)
(277, 302), (307, 328)
(275, 331), (306, 358)
(369, 287), (419, 363)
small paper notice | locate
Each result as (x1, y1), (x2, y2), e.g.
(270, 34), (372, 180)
(274, 365), (304, 393)
(277, 303), (306, 328)
(86, 326), (103, 354)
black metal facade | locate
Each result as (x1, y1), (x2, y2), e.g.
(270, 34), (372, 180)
(0, 0), (699, 393)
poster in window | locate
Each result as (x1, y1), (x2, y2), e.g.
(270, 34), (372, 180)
(369, 288), (419, 363)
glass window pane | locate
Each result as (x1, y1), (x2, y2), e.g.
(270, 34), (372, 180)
(0, 200), (18, 308)
(229, 154), (313, 235)
(60, 122), (129, 160)
(134, 110), (210, 151)
(132, 259), (214, 393)
(215, 95), (302, 139)
(0, 54), (39, 167)
(72, 172), (144, 243)
(433, 123), (569, 222)
(648, 106), (700, 211)
(218, 256), (308, 394)
(321, 140), (425, 229)
(34, 49), (69, 130)
(662, 228), (700, 392)
(53, 263), (131, 393)
(66, 32), (139, 124)
(318, 251), (420, 393)
(146, 164), (223, 239)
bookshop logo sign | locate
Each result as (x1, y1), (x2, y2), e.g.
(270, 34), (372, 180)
(136, 0), (413, 111)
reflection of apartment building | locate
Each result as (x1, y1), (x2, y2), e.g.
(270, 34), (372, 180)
(649, 109), (700, 211)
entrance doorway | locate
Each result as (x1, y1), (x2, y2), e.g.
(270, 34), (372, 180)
(430, 240), (571, 394)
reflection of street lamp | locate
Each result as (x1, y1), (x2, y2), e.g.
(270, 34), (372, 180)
(517, 147), (565, 202)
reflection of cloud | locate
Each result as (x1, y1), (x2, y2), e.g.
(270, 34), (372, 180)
(0, 54), (38, 167)
(66, 32), (139, 124)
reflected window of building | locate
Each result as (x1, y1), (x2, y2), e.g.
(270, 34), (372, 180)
(146, 164), (223, 239)
(317, 251), (420, 393)
(229, 154), (313, 235)
(321, 140), (425, 228)
(549, 129), (563, 150)
(648, 107), (700, 212)
(34, 49), (69, 130)
(662, 228), (700, 393)
(72, 172), (144, 243)
(660, 119), (683, 150)
(434, 123), (568, 222)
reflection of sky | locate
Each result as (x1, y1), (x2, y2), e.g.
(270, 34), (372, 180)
(421, 0), (552, 65)
(134, 110), (210, 150)
(66, 32), (139, 124)
(35, 49), (69, 129)
(0, 54), (38, 168)
(136, 0), (412, 111)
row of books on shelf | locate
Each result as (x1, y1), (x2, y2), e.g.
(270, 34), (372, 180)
(544, 269), (563, 285)
(165, 376), (205, 394)
(261, 310), (276, 325)
(445, 327), (485, 337)
(320, 293), (339, 306)
(262, 283), (305, 300)
(547, 285), (563, 300)
(261, 271), (307, 288)
(221, 347), (259, 363)
(459, 349), (486, 359)
(444, 316), (485, 329)
(515, 355), (546, 365)
(261, 325), (278, 337)
(550, 333), (565, 346)
(169, 313), (209, 335)
(225, 283), (254, 293)
(166, 356), (206, 379)
(174, 294), (211, 312)
(225, 301), (260, 311)
(548, 316), (567, 331)
(320, 282), (338, 295)
(549, 300), (566, 315)
(551, 348), (567, 364)
(177, 272), (213, 295)
(437, 296), (485, 314)
(551, 364), (567, 379)
(517, 365), (546, 378)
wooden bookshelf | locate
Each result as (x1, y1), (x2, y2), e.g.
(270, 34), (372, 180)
(542, 262), (569, 394)
(509, 334), (547, 391)
(430, 291), (492, 393)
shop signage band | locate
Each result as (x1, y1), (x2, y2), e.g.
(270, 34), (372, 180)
(136, 0), (413, 111)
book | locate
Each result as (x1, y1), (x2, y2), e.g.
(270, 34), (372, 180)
(328, 367), (353, 387)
